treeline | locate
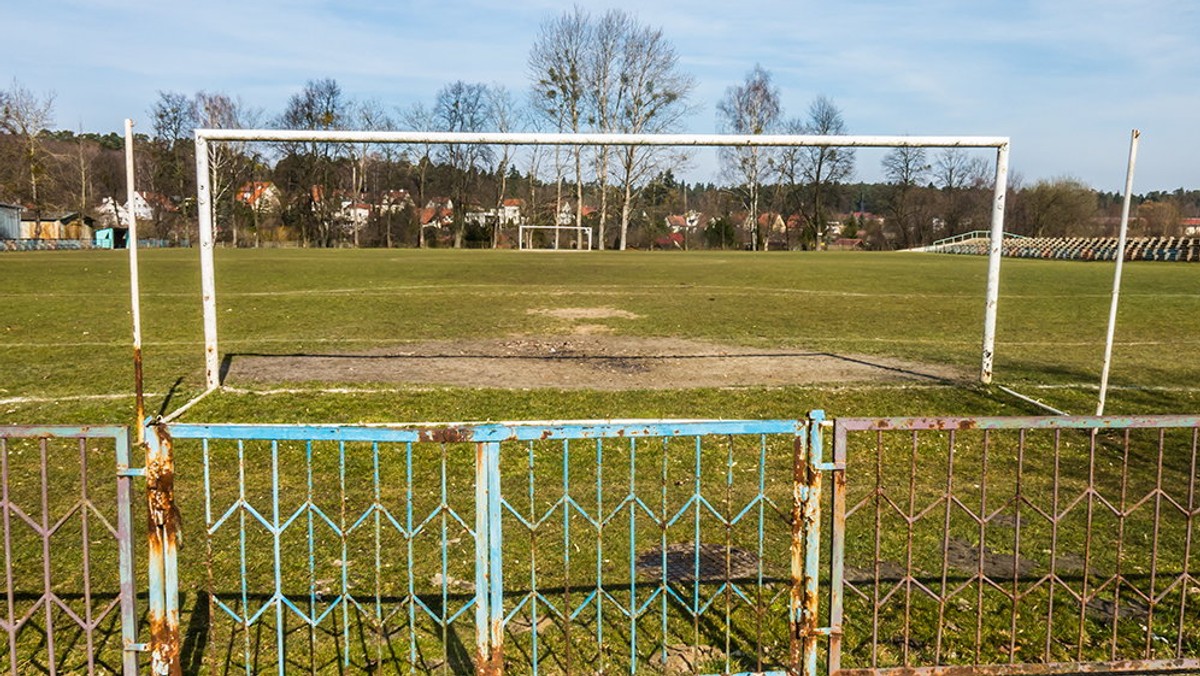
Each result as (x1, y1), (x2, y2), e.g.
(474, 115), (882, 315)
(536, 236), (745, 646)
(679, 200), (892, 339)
(3, 7), (1198, 250)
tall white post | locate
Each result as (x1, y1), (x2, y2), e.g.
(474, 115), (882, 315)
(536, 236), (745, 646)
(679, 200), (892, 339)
(979, 142), (1010, 384)
(124, 119), (145, 442)
(1096, 130), (1141, 416)
(195, 134), (220, 390)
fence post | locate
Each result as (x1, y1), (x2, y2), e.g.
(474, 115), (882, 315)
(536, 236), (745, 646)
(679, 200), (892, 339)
(475, 440), (505, 675)
(145, 423), (181, 675)
(791, 411), (825, 676)
(114, 427), (140, 676)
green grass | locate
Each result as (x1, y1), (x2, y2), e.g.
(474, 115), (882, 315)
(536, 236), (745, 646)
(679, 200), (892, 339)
(3, 248), (1199, 424)
(2, 248), (1199, 672)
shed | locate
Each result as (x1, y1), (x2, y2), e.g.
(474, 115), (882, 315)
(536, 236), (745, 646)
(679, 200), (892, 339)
(18, 212), (95, 240)
(0, 203), (21, 239)
(95, 226), (129, 249)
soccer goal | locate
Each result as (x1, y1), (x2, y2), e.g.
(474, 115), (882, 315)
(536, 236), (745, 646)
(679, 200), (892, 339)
(518, 223), (594, 250)
(189, 130), (1011, 392)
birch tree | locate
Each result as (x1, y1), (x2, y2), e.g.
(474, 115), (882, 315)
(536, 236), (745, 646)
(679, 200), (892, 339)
(717, 65), (780, 251)
(611, 22), (695, 250)
(529, 6), (589, 248)
(195, 91), (259, 245)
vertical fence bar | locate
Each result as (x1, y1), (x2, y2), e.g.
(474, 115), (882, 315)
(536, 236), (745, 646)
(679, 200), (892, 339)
(38, 438), (57, 675)
(792, 412), (824, 676)
(827, 422), (848, 674)
(145, 423), (181, 675)
(474, 441), (493, 675)
(1, 439), (14, 675)
(486, 441), (505, 676)
(113, 428), (139, 675)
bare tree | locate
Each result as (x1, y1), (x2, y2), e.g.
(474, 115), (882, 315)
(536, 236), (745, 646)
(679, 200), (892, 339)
(434, 81), (495, 247)
(881, 145), (933, 248)
(196, 91), (259, 245)
(717, 65), (780, 251)
(583, 9), (632, 249)
(529, 6), (589, 248)
(612, 22), (695, 250)
(933, 148), (990, 236)
(348, 99), (392, 247)
(400, 102), (437, 247)
(277, 78), (348, 247)
(778, 96), (854, 249)
(1, 80), (56, 236)
(488, 85), (520, 248)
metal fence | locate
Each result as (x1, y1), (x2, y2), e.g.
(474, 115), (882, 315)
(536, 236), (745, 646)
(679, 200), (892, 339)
(6, 415), (1200, 674)
(827, 415), (1200, 675)
(159, 418), (820, 675)
(0, 426), (138, 674)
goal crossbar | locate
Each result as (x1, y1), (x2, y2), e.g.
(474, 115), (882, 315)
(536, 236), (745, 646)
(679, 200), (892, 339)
(195, 128), (1008, 149)
(191, 129), (1011, 391)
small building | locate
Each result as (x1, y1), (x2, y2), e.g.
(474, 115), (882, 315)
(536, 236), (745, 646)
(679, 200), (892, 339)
(0, 203), (21, 239)
(18, 212), (95, 240)
(94, 226), (130, 249)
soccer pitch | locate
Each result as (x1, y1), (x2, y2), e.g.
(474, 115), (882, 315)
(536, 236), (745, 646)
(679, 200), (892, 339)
(3, 247), (1199, 425)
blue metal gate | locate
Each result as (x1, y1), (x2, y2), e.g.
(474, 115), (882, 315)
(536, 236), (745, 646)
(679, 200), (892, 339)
(155, 416), (828, 674)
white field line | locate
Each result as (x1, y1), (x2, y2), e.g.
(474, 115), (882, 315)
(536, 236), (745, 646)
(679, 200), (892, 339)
(6, 337), (1200, 349)
(3, 283), (1196, 300)
(1, 392), (161, 405)
(7, 382), (1200, 407)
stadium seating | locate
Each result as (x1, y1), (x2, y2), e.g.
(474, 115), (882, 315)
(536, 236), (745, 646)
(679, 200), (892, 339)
(928, 236), (1200, 263)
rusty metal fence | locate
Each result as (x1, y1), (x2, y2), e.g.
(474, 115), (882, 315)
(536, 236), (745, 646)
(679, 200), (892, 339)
(0, 426), (139, 674)
(827, 415), (1200, 675)
(6, 415), (1200, 674)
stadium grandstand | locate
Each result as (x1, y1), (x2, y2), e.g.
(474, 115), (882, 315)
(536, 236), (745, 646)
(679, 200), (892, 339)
(922, 231), (1200, 262)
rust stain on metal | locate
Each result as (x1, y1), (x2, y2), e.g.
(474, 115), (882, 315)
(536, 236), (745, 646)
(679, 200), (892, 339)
(482, 619), (505, 675)
(418, 426), (473, 443)
(147, 424), (180, 537)
(147, 422), (182, 676)
(133, 345), (145, 444)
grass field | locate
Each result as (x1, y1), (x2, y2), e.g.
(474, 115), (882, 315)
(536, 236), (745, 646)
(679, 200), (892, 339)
(3, 247), (1199, 425)
(3, 248), (1200, 673)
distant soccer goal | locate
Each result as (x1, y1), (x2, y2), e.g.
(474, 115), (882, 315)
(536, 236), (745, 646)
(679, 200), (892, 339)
(518, 224), (594, 250)
(188, 130), (1011, 391)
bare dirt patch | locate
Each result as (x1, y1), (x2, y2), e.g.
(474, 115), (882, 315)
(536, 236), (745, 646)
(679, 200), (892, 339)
(225, 335), (966, 390)
(526, 306), (642, 320)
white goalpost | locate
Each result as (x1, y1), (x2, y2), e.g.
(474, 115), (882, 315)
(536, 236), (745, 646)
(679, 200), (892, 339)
(518, 224), (594, 250)
(191, 130), (1011, 393)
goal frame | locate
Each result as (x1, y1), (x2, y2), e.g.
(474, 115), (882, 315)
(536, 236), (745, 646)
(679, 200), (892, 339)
(518, 224), (594, 250)
(192, 130), (1010, 390)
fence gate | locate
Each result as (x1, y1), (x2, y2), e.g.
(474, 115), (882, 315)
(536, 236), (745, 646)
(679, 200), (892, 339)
(147, 416), (833, 675)
(0, 426), (139, 675)
(827, 415), (1200, 675)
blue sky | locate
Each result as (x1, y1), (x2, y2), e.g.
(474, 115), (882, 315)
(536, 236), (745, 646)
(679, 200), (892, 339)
(7, 0), (1198, 192)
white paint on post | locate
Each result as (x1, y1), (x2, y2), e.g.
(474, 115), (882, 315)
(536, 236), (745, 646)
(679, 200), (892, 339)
(980, 142), (1010, 384)
(124, 119), (145, 442)
(1096, 130), (1141, 416)
(194, 135), (220, 390)
(195, 128), (1008, 150)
